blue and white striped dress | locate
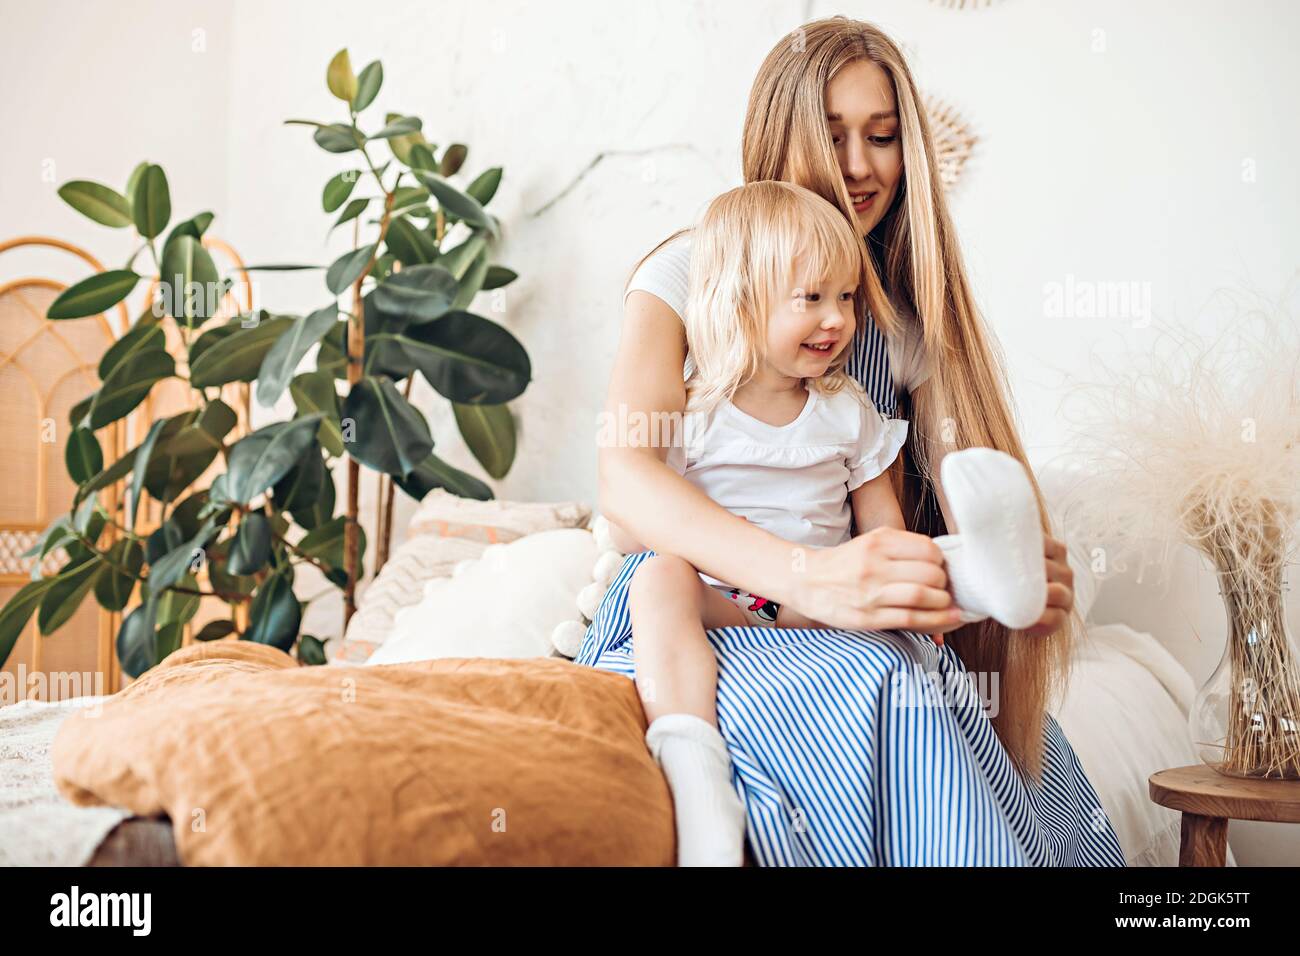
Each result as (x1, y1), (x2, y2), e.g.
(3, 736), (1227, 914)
(577, 235), (1126, 866)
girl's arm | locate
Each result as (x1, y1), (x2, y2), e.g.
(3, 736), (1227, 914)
(600, 292), (962, 634)
(850, 471), (906, 536)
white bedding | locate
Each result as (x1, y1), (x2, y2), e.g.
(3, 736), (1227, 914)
(1054, 622), (1236, 866)
(0, 620), (1212, 867)
(0, 695), (127, 867)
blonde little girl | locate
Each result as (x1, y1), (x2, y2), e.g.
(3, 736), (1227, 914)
(610, 180), (910, 865)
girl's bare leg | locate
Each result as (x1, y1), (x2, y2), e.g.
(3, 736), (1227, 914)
(627, 554), (749, 866)
(627, 554), (745, 725)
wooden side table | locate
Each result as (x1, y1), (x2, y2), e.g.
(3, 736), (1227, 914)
(1149, 764), (1300, 866)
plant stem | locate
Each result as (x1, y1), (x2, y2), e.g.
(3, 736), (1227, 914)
(343, 159), (398, 627)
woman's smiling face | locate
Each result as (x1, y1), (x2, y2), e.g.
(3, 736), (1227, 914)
(824, 59), (904, 236)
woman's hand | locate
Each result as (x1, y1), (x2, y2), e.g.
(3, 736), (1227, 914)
(792, 527), (965, 633)
(1023, 536), (1075, 638)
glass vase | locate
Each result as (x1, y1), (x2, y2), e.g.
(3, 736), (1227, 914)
(1190, 568), (1300, 779)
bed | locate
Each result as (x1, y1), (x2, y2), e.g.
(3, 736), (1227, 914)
(0, 478), (1241, 867)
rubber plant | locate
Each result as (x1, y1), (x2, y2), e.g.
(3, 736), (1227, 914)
(0, 48), (529, 677)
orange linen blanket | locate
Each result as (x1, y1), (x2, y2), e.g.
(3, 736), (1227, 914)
(52, 641), (674, 866)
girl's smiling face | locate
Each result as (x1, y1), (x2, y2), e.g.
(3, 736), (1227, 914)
(762, 255), (858, 382)
(824, 59), (904, 236)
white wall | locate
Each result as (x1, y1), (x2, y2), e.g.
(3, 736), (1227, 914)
(8, 0), (1297, 524)
(1, 0), (233, 308)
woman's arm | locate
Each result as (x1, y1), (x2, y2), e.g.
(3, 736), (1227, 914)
(600, 292), (964, 633)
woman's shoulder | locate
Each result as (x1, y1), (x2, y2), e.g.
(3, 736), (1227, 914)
(624, 230), (693, 317)
(880, 298), (932, 391)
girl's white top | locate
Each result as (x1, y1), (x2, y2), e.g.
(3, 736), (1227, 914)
(665, 385), (909, 585)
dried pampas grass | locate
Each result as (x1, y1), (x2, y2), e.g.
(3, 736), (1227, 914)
(1063, 287), (1300, 778)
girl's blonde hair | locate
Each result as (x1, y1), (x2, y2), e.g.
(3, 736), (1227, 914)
(627, 16), (1072, 779)
(683, 180), (867, 414)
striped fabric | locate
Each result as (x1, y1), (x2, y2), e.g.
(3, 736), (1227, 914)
(576, 307), (1126, 866)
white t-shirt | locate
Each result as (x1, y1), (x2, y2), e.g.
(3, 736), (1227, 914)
(624, 231), (932, 391)
(665, 383), (909, 586)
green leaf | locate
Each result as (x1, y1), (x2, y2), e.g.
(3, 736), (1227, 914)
(437, 233), (488, 281)
(227, 511), (272, 575)
(47, 270), (140, 320)
(298, 634), (327, 665)
(65, 428), (103, 485)
(272, 440), (325, 510)
(141, 409), (227, 504)
(128, 418), (167, 530)
(290, 371), (344, 457)
(158, 234), (220, 322)
(453, 401), (515, 479)
(58, 180), (133, 228)
(116, 599), (158, 679)
(88, 348), (174, 429)
(327, 49), (357, 102)
(413, 171), (494, 233)
(194, 619), (237, 642)
(255, 304), (339, 407)
(371, 115), (421, 140)
(0, 579), (56, 668)
(384, 216), (438, 266)
(451, 248), (490, 311)
(94, 539), (143, 611)
(407, 143), (437, 173)
(353, 60), (382, 111)
(340, 376), (433, 476)
(322, 171), (360, 212)
(373, 263), (458, 324)
(325, 243), (377, 296)
(132, 164), (171, 239)
(245, 570), (300, 651)
(439, 143), (468, 176)
(482, 265), (517, 290)
(188, 314), (293, 389)
(148, 517), (218, 593)
(330, 197), (370, 232)
(385, 112), (431, 166)
(314, 123), (363, 153)
(395, 452), (493, 502)
(225, 416), (324, 505)
(156, 573), (200, 627)
(398, 310), (531, 405)
(297, 517), (365, 584)
(160, 212), (215, 262)
(124, 162), (149, 207)
(466, 167), (502, 206)
(38, 553), (102, 635)
(99, 312), (163, 380)
(157, 399), (237, 458)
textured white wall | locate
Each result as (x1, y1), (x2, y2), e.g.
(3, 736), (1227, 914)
(9, 0), (1297, 516)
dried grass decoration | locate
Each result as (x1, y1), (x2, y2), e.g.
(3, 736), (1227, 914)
(1065, 291), (1300, 779)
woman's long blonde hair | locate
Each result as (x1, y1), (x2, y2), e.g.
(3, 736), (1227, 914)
(628, 16), (1072, 779)
(683, 180), (868, 414)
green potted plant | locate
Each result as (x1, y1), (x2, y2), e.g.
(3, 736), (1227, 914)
(0, 48), (530, 677)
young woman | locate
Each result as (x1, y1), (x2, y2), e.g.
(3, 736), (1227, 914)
(578, 16), (1125, 866)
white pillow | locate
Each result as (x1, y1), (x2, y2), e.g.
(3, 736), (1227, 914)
(365, 529), (599, 664)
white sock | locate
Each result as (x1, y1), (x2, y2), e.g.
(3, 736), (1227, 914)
(933, 447), (1047, 630)
(645, 713), (748, 867)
